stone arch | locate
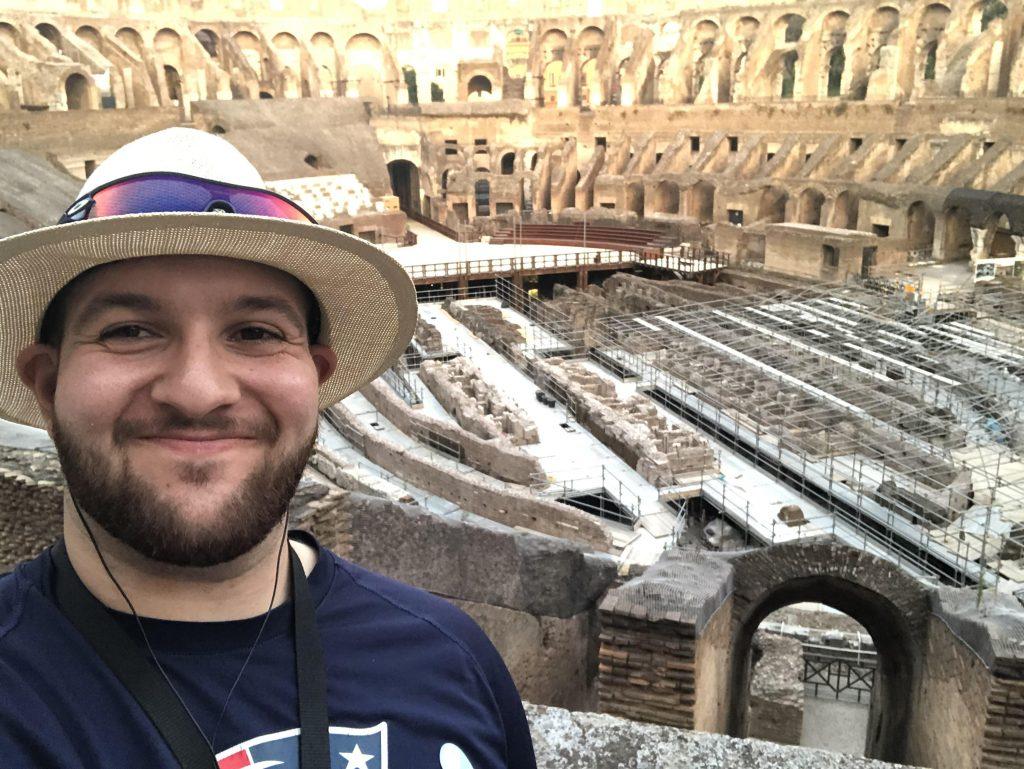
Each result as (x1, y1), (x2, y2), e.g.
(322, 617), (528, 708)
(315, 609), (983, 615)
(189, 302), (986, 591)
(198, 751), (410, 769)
(0, 21), (21, 52)
(311, 32), (337, 95)
(727, 541), (928, 763)
(983, 211), (1014, 257)
(196, 28), (218, 59)
(941, 205), (971, 260)
(539, 28), (568, 106)
(577, 26), (605, 107)
(76, 25), (101, 51)
(115, 26), (144, 56)
(689, 20), (722, 102)
(233, 31), (264, 79)
(777, 50), (799, 99)
(272, 32), (303, 98)
(971, 0), (1008, 34)
(345, 33), (385, 102)
(163, 65), (181, 102)
(907, 201), (936, 248)
(525, 150), (539, 171)
(467, 74), (492, 99)
(775, 13), (805, 47)
(798, 187), (826, 225)
(653, 180), (680, 214)
(759, 186), (788, 222)
(387, 159), (420, 214)
(64, 72), (91, 110)
(831, 190), (859, 229)
(500, 151), (515, 175)
(35, 22), (64, 54)
(687, 180), (715, 223)
(627, 182), (644, 217)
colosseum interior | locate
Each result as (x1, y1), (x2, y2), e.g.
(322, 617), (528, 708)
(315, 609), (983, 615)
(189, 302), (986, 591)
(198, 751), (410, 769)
(2, 0), (1024, 766)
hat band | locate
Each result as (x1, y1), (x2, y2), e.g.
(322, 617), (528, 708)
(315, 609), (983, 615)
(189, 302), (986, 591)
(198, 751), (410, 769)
(58, 172), (316, 225)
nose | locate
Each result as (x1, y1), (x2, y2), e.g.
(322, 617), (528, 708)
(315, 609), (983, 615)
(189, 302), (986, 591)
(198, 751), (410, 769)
(148, 334), (241, 417)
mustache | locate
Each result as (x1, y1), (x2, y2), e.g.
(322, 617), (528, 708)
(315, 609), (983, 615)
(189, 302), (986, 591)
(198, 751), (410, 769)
(112, 411), (279, 444)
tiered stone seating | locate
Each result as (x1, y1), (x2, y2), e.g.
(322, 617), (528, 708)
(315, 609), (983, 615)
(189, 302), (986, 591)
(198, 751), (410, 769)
(267, 174), (380, 221)
(491, 223), (675, 254)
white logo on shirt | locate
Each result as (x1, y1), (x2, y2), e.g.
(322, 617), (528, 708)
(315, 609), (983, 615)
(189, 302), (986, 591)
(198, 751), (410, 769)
(439, 743), (474, 769)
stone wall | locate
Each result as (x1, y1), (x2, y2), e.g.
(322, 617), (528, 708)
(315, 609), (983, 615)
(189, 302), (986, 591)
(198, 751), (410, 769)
(298, 487), (617, 709)
(326, 405), (613, 551)
(419, 356), (538, 445)
(360, 379), (543, 485)
(597, 543), (1024, 768)
(526, 703), (909, 769)
(538, 357), (716, 487)
(748, 631), (805, 746)
(0, 448), (63, 571)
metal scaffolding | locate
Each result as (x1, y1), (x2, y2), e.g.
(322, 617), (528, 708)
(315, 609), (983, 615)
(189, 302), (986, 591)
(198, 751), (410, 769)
(474, 275), (1024, 594)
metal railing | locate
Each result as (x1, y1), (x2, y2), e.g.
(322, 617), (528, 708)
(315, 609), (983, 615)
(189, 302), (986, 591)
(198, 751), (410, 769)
(802, 643), (877, 703)
(405, 246), (728, 283)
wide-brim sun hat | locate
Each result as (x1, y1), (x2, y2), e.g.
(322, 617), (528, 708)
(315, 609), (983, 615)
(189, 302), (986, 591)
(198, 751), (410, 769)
(0, 127), (417, 429)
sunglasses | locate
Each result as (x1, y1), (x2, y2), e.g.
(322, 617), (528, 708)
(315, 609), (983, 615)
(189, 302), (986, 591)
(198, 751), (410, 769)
(58, 172), (316, 225)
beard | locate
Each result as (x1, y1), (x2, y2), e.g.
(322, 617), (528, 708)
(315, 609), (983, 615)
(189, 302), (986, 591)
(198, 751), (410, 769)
(52, 409), (316, 568)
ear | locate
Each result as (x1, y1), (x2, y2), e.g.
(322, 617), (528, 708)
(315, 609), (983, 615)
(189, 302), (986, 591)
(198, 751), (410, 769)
(309, 343), (338, 386)
(15, 343), (60, 427)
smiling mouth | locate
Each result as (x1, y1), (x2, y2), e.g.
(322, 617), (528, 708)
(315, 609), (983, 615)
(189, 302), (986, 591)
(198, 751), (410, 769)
(138, 436), (259, 455)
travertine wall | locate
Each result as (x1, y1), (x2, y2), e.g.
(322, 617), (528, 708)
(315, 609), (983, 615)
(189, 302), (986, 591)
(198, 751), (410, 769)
(596, 543), (1024, 768)
(326, 404), (613, 551)
(0, 448), (62, 571)
(360, 378), (543, 485)
(748, 631), (805, 746)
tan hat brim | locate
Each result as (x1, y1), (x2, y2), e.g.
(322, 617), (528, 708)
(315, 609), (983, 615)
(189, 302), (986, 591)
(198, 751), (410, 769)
(0, 212), (417, 429)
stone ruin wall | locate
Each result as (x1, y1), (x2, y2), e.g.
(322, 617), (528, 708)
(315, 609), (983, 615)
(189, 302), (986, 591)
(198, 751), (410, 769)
(419, 355), (539, 445)
(537, 356), (716, 488)
(747, 631), (805, 746)
(322, 405), (613, 552)
(6, 445), (1024, 767)
(359, 378), (543, 486)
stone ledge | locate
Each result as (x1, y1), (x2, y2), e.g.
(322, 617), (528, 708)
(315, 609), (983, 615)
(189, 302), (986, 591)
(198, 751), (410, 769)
(525, 703), (911, 768)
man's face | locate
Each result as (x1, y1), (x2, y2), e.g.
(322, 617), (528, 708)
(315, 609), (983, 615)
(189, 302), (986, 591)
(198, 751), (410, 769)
(20, 254), (336, 566)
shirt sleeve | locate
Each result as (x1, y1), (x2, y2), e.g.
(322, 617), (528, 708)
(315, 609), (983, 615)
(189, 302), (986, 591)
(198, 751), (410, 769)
(447, 610), (538, 769)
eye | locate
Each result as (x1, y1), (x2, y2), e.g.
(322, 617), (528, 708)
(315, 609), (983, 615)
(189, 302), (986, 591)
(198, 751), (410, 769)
(232, 326), (285, 342)
(99, 324), (154, 341)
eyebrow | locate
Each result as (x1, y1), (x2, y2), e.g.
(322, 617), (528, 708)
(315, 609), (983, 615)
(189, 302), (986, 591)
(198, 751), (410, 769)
(73, 292), (162, 329)
(229, 295), (306, 332)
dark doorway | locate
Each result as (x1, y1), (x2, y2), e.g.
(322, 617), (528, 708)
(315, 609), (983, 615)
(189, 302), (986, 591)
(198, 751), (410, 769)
(387, 159), (421, 214)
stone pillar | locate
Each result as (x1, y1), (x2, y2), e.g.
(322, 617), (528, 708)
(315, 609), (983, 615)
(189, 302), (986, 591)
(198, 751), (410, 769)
(597, 551), (734, 732)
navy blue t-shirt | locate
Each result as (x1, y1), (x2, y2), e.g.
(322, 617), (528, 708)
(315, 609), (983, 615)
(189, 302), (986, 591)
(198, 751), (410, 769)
(0, 533), (537, 769)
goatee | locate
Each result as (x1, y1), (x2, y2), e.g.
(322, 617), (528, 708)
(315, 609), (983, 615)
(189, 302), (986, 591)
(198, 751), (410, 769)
(52, 411), (315, 567)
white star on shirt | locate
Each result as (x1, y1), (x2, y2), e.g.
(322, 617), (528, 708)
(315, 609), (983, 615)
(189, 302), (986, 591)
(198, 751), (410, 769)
(340, 743), (374, 769)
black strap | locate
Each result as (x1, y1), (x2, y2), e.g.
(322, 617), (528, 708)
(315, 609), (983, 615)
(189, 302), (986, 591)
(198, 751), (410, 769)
(50, 538), (330, 769)
(291, 544), (330, 769)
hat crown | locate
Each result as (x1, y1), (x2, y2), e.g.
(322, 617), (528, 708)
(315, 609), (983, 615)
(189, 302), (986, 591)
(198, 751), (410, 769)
(78, 127), (265, 198)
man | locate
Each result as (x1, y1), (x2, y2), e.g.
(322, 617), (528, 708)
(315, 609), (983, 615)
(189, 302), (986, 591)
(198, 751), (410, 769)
(0, 127), (536, 769)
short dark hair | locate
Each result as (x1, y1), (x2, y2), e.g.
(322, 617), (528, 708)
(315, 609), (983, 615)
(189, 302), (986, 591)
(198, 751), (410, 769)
(38, 262), (322, 348)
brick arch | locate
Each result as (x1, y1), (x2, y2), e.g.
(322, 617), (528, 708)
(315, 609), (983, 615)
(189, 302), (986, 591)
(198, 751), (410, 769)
(727, 539), (930, 764)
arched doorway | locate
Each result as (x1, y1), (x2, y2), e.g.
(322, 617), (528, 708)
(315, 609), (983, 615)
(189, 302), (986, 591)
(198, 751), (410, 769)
(500, 152), (515, 175)
(653, 180), (680, 214)
(687, 180), (715, 223)
(798, 188), (825, 225)
(196, 28), (218, 59)
(64, 73), (90, 110)
(344, 33), (385, 102)
(942, 206), (971, 261)
(467, 74), (492, 100)
(779, 51), (799, 99)
(759, 187), (788, 223)
(831, 191), (859, 229)
(387, 159), (421, 214)
(163, 65), (181, 103)
(730, 573), (918, 761)
(906, 201), (935, 251)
